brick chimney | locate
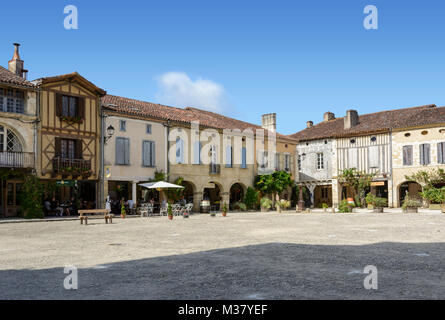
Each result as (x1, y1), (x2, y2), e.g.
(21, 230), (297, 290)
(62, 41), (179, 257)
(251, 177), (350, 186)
(323, 112), (335, 122)
(262, 113), (276, 132)
(8, 43), (25, 78)
(344, 109), (359, 129)
(306, 121), (313, 128)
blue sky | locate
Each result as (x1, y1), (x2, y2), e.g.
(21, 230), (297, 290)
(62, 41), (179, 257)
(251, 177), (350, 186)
(1, 0), (444, 134)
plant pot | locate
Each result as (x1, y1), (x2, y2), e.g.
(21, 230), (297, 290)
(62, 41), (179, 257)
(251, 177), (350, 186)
(373, 207), (383, 213)
(406, 207), (418, 213)
(323, 208), (327, 213)
(183, 213), (189, 218)
(277, 207), (282, 213)
(121, 214), (126, 219)
(222, 211), (227, 217)
(261, 207), (269, 212)
(168, 215), (173, 220)
(210, 213), (216, 217)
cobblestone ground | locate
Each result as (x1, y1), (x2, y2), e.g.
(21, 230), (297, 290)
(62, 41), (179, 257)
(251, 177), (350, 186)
(0, 210), (444, 299)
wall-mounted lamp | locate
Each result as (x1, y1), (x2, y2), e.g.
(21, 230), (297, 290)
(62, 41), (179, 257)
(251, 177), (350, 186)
(104, 125), (115, 144)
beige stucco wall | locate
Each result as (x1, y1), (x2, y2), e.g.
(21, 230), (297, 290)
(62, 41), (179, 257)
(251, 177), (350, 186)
(104, 115), (167, 183)
(0, 89), (37, 155)
(391, 124), (445, 207)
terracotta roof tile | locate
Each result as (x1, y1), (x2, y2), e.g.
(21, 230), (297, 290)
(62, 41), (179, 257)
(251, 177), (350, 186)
(0, 66), (36, 89)
(289, 104), (444, 141)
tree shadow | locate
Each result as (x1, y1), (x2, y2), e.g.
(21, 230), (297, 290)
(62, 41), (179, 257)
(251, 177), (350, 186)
(1, 242), (444, 299)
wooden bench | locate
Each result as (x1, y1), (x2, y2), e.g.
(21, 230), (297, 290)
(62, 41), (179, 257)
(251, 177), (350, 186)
(78, 209), (113, 225)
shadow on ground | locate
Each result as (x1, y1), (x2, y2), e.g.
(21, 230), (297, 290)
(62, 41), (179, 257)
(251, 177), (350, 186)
(1, 242), (444, 299)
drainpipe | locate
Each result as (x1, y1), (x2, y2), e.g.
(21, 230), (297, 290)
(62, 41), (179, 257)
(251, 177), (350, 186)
(164, 120), (170, 181)
(99, 105), (105, 209)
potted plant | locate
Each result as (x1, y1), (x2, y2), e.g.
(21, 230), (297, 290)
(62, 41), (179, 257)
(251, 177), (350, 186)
(120, 202), (126, 219)
(222, 203), (227, 217)
(277, 199), (291, 213)
(365, 193), (387, 213)
(321, 203), (329, 212)
(402, 196), (422, 213)
(168, 203), (173, 220)
(210, 211), (216, 217)
(339, 199), (355, 213)
(260, 197), (272, 212)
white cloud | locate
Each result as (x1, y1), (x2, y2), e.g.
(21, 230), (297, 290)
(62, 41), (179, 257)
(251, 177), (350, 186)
(155, 72), (228, 113)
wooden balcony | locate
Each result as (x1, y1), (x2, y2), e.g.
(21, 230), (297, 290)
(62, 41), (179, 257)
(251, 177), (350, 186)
(0, 151), (34, 168)
(52, 157), (92, 177)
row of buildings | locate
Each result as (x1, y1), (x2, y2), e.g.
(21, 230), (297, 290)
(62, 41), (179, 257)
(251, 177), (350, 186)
(1, 43), (444, 217)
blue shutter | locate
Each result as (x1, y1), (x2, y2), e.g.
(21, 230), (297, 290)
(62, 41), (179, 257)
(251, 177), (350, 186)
(151, 141), (155, 167)
(241, 147), (247, 168)
(193, 141), (201, 164)
(116, 138), (125, 165)
(438, 143), (444, 164)
(226, 146), (232, 167)
(124, 138), (130, 165)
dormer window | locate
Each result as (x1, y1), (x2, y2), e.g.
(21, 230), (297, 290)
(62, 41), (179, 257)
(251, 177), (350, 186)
(0, 88), (25, 114)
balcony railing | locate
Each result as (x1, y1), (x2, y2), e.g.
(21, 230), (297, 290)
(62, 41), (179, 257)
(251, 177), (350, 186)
(209, 163), (220, 174)
(0, 151), (34, 168)
(52, 157), (92, 176)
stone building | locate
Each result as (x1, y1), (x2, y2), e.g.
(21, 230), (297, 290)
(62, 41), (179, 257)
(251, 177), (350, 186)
(0, 44), (38, 217)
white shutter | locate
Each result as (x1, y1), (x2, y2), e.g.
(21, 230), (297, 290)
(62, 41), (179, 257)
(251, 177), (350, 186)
(348, 148), (358, 169)
(369, 146), (379, 168)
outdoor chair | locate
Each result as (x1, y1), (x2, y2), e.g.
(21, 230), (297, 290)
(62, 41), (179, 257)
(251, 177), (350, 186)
(185, 203), (193, 215)
(160, 205), (167, 216)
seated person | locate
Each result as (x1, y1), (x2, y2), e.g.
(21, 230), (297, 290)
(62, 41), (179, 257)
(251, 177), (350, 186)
(66, 197), (78, 216)
(51, 197), (63, 216)
(43, 198), (51, 215)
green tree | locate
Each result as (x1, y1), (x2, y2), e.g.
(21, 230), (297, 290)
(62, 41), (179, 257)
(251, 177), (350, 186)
(255, 171), (293, 208)
(243, 186), (259, 210)
(19, 175), (44, 219)
(338, 168), (375, 207)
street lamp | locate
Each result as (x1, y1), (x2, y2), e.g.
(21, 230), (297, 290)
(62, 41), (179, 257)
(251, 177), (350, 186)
(104, 125), (115, 144)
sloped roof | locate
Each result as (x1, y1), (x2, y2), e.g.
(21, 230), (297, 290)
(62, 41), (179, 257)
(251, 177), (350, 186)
(102, 94), (297, 142)
(289, 104), (445, 141)
(0, 66), (36, 89)
(33, 72), (106, 96)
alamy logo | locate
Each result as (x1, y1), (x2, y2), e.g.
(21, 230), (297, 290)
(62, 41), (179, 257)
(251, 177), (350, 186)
(363, 5), (378, 30)
(63, 265), (78, 290)
(64, 5), (79, 30)
(363, 265), (378, 290)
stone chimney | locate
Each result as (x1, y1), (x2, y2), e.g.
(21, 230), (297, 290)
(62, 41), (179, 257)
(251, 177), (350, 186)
(8, 43), (25, 78)
(344, 109), (359, 129)
(306, 121), (313, 128)
(323, 112), (335, 122)
(262, 113), (276, 132)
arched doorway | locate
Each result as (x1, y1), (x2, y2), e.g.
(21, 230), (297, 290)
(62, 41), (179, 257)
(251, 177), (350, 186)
(399, 181), (422, 207)
(203, 181), (222, 211)
(230, 183), (245, 209)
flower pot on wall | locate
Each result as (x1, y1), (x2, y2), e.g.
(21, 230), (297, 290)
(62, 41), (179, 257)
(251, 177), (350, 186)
(373, 207), (383, 213)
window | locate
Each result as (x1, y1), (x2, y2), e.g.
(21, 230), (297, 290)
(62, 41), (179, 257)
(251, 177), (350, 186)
(259, 151), (268, 169)
(116, 137), (130, 165)
(61, 139), (76, 159)
(119, 120), (126, 132)
(142, 141), (155, 167)
(176, 137), (184, 164)
(241, 147), (247, 169)
(369, 146), (380, 168)
(438, 142), (445, 164)
(0, 127), (23, 152)
(146, 124), (152, 134)
(62, 95), (78, 117)
(420, 144), (431, 165)
(275, 153), (280, 171)
(226, 146), (233, 168)
(0, 88), (25, 114)
(317, 153), (324, 170)
(193, 141), (201, 165)
(403, 145), (413, 166)
(348, 148), (358, 168)
(285, 154), (290, 171)
(321, 187), (329, 198)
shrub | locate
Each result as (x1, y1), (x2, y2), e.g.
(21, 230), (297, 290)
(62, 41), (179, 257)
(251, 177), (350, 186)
(260, 197), (272, 210)
(19, 175), (44, 219)
(277, 199), (291, 209)
(244, 187), (259, 210)
(339, 199), (354, 213)
(401, 197), (422, 210)
(365, 193), (387, 208)
(233, 202), (247, 211)
(321, 203), (329, 209)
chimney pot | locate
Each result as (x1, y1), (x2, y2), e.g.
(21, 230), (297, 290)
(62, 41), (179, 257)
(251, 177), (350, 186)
(323, 112), (335, 122)
(8, 43), (25, 78)
(306, 121), (313, 128)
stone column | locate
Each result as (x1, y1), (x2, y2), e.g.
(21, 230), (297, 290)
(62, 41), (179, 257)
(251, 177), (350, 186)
(308, 184), (316, 208)
(193, 191), (203, 213)
(331, 179), (339, 208)
(387, 178), (394, 208)
(132, 181), (138, 207)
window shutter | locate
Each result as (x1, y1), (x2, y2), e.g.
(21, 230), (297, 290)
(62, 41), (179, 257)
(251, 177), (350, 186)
(193, 141), (200, 164)
(241, 147), (247, 168)
(419, 144), (424, 165)
(348, 148), (358, 168)
(151, 141), (155, 167)
(78, 97), (85, 119)
(226, 146), (232, 167)
(124, 139), (130, 165)
(54, 137), (61, 157)
(76, 140), (83, 159)
(438, 143), (445, 164)
(142, 141), (148, 166)
(425, 144), (430, 165)
(369, 146), (379, 168)
(116, 138), (125, 165)
(55, 93), (62, 116)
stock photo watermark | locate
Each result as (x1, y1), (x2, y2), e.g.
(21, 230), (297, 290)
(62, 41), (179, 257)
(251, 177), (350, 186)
(363, 5), (378, 30)
(64, 5), (79, 30)
(363, 265), (378, 290)
(64, 265), (78, 290)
